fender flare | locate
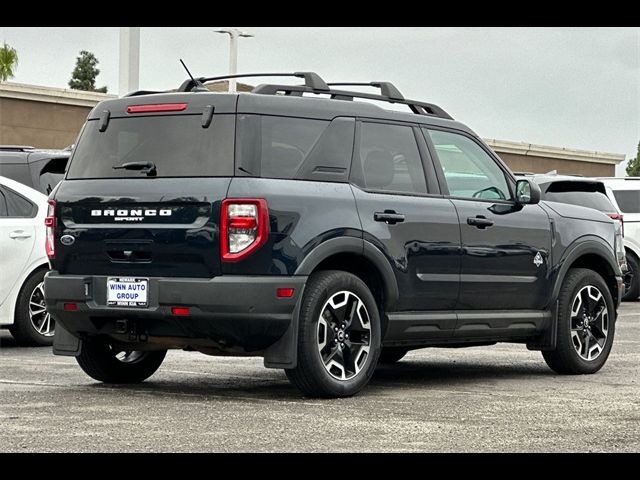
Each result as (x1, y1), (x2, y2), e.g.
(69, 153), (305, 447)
(551, 237), (619, 305)
(294, 236), (399, 310)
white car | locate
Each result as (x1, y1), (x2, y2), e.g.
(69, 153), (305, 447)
(0, 175), (53, 345)
(600, 177), (640, 301)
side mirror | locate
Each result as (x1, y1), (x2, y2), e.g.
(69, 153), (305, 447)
(515, 179), (541, 205)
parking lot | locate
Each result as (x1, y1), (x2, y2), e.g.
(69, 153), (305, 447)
(0, 303), (637, 452)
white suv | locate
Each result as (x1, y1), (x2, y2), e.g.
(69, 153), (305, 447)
(600, 178), (640, 301)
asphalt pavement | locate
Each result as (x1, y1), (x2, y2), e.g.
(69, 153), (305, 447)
(1, 303), (638, 452)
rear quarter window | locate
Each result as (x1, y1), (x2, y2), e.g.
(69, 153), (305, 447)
(612, 190), (640, 214)
(236, 115), (355, 182)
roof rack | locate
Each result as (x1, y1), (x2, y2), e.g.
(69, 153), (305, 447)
(178, 72), (330, 93)
(0, 145), (35, 152)
(327, 82), (405, 101)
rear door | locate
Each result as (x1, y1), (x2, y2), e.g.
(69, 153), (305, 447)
(53, 98), (236, 279)
(424, 128), (552, 311)
(351, 120), (460, 323)
(0, 185), (37, 305)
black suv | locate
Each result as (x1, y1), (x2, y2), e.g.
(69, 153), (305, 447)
(45, 72), (624, 397)
(0, 145), (71, 195)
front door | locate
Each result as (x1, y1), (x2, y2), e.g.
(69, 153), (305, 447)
(424, 128), (552, 310)
(351, 121), (461, 317)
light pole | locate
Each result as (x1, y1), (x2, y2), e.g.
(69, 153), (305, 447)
(119, 27), (140, 96)
(214, 28), (254, 93)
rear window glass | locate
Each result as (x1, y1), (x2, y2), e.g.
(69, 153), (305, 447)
(613, 190), (640, 213)
(67, 115), (235, 179)
(236, 115), (354, 182)
(543, 182), (614, 212)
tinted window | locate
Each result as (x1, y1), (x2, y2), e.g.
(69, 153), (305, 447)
(0, 190), (7, 216)
(543, 182), (615, 212)
(352, 122), (427, 194)
(38, 157), (68, 194)
(613, 190), (640, 213)
(427, 129), (511, 201)
(1, 187), (34, 217)
(67, 115), (235, 179)
(236, 115), (353, 181)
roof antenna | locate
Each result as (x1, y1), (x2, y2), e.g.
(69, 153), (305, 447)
(179, 59), (207, 92)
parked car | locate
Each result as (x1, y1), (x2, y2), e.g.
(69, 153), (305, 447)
(0, 175), (53, 345)
(599, 177), (640, 301)
(519, 173), (627, 274)
(45, 72), (624, 397)
(0, 145), (71, 195)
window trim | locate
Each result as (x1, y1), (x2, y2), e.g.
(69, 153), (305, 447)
(422, 126), (517, 205)
(349, 118), (437, 198)
(0, 185), (37, 219)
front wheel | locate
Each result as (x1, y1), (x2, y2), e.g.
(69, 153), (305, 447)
(542, 268), (615, 375)
(76, 337), (166, 383)
(622, 253), (639, 301)
(285, 271), (381, 398)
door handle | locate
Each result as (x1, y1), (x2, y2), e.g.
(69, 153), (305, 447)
(467, 216), (494, 229)
(374, 211), (405, 225)
(9, 230), (32, 239)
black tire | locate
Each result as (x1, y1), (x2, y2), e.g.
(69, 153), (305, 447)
(9, 269), (54, 347)
(378, 347), (408, 364)
(76, 337), (166, 383)
(622, 252), (639, 302)
(285, 270), (381, 398)
(542, 268), (616, 375)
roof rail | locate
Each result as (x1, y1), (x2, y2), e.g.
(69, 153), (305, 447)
(0, 145), (35, 152)
(251, 83), (453, 120)
(178, 72), (330, 93)
(327, 82), (405, 101)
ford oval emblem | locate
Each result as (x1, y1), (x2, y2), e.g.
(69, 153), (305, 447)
(60, 234), (75, 246)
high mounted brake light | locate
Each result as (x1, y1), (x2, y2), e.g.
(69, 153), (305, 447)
(220, 199), (269, 262)
(126, 103), (188, 114)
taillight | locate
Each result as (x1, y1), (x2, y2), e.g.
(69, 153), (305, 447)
(45, 199), (56, 259)
(220, 198), (269, 262)
(608, 213), (624, 237)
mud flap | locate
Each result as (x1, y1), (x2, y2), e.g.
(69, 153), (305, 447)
(527, 301), (558, 351)
(263, 286), (305, 369)
(53, 322), (83, 356)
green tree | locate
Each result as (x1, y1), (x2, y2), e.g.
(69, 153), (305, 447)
(626, 142), (640, 177)
(68, 50), (107, 93)
(0, 42), (18, 82)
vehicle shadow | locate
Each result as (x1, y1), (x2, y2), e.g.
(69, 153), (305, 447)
(84, 358), (555, 401)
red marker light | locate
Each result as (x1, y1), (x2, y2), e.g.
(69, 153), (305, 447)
(171, 307), (190, 316)
(127, 103), (187, 114)
(276, 288), (295, 298)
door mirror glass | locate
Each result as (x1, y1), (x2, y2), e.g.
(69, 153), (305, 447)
(516, 179), (541, 205)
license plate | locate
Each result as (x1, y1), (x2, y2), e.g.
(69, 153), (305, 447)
(107, 277), (149, 308)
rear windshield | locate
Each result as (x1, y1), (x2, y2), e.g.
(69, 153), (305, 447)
(543, 182), (614, 212)
(66, 114), (235, 179)
(613, 190), (640, 213)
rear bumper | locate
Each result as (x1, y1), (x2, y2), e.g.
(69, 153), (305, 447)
(45, 271), (307, 351)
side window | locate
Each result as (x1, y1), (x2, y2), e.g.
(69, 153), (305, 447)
(612, 190), (640, 214)
(426, 129), (511, 201)
(38, 157), (69, 194)
(1, 187), (35, 217)
(0, 190), (8, 216)
(352, 122), (427, 194)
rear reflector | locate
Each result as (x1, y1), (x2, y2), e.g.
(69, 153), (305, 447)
(63, 303), (78, 311)
(171, 307), (190, 316)
(127, 103), (188, 114)
(276, 288), (295, 298)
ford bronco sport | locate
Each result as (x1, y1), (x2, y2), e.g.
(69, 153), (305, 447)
(45, 72), (624, 397)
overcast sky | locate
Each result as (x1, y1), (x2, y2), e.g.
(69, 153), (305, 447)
(2, 27), (639, 172)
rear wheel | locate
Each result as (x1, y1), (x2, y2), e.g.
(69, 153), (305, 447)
(76, 337), (166, 383)
(378, 347), (408, 364)
(542, 268), (615, 375)
(622, 252), (639, 301)
(285, 271), (381, 398)
(9, 269), (55, 346)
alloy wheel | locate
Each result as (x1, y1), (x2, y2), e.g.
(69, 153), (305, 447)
(29, 282), (54, 337)
(316, 290), (371, 380)
(570, 285), (609, 361)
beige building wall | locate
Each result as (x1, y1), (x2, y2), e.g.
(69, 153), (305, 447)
(0, 97), (91, 149)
